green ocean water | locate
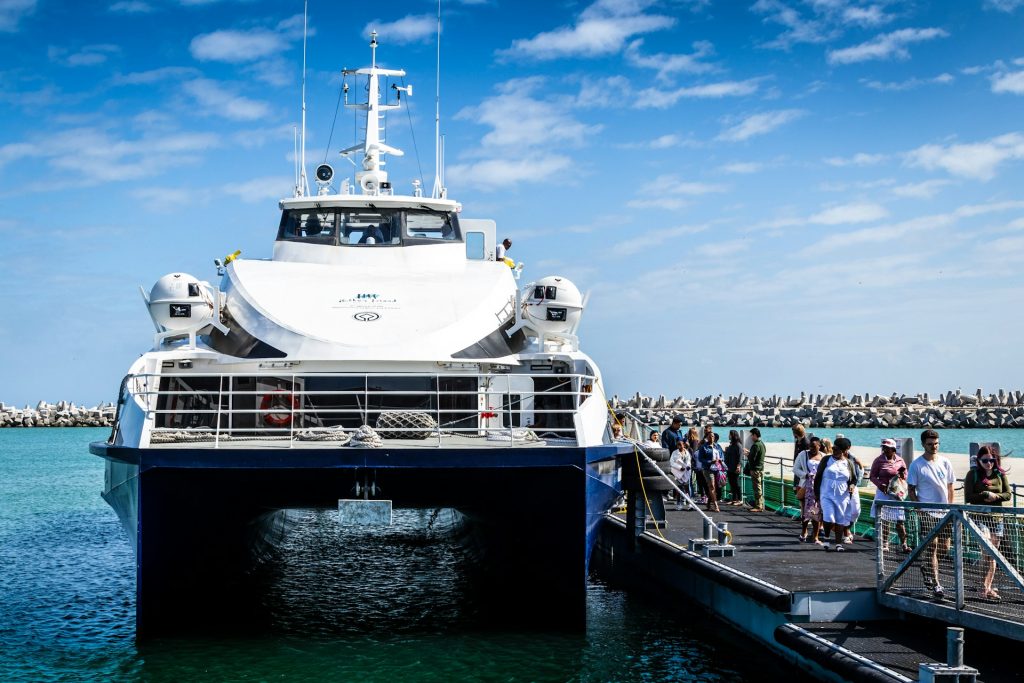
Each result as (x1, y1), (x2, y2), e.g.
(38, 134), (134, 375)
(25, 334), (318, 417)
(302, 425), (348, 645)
(0, 428), (797, 683)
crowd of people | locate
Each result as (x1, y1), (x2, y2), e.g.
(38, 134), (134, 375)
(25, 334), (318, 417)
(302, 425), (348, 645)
(633, 420), (1012, 579)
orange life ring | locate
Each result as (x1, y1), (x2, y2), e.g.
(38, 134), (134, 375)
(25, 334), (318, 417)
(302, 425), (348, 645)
(260, 390), (299, 427)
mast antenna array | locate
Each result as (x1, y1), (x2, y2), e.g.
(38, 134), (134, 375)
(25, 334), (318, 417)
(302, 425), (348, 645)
(296, 0), (310, 197)
(431, 0), (445, 199)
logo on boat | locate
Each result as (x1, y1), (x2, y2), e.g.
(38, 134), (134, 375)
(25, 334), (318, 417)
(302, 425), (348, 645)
(353, 311), (381, 322)
(355, 293), (378, 300)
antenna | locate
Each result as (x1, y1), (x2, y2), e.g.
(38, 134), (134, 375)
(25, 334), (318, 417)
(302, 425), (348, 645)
(431, 0), (443, 199)
(299, 0), (309, 197)
(293, 125), (300, 196)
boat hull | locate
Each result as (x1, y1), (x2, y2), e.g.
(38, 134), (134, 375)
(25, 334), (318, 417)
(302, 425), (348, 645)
(91, 442), (626, 637)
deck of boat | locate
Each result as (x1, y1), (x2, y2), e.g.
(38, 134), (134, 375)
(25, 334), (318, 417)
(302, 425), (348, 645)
(145, 434), (579, 449)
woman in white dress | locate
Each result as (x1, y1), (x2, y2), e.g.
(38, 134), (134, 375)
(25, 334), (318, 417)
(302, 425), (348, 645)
(813, 437), (860, 551)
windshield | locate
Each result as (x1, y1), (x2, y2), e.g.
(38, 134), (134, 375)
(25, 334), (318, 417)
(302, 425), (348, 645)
(277, 208), (459, 246)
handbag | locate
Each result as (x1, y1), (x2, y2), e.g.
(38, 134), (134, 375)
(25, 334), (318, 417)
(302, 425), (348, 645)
(795, 486), (806, 500)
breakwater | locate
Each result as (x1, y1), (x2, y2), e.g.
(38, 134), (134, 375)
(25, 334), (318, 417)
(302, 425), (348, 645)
(612, 388), (1024, 429)
(0, 401), (114, 427)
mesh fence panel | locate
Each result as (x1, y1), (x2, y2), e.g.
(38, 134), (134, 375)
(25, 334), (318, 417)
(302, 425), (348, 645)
(879, 504), (1024, 623)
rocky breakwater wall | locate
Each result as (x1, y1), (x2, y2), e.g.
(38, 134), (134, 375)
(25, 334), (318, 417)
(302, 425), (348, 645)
(612, 388), (1024, 429)
(0, 401), (115, 428)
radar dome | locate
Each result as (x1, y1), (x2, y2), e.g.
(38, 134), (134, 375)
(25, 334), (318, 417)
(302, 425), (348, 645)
(522, 276), (584, 336)
(148, 273), (216, 332)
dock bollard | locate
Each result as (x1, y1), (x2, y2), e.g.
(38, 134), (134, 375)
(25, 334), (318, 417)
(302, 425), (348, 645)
(703, 517), (714, 541)
(717, 522), (729, 545)
(918, 626), (977, 683)
(946, 627), (964, 668)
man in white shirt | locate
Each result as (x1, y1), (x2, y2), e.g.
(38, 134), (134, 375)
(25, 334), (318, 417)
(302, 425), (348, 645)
(907, 428), (955, 597)
(495, 238), (512, 262)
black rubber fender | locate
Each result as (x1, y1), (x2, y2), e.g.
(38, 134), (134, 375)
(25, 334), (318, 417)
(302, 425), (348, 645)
(774, 624), (909, 683)
(639, 445), (671, 462)
(621, 474), (674, 492)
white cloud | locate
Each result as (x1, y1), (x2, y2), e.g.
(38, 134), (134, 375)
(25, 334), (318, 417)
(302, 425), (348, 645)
(363, 14), (436, 45)
(456, 78), (599, 149)
(182, 79), (272, 120)
(48, 44), (120, 67)
(112, 66), (200, 85)
(634, 78), (762, 109)
(610, 222), (710, 256)
(717, 109), (805, 142)
(619, 133), (698, 150)
(843, 5), (895, 27)
(131, 186), (198, 209)
(109, 1), (152, 13)
(824, 152), (887, 166)
(626, 197), (690, 210)
(446, 155), (573, 191)
(624, 39), (716, 82)
(809, 202), (889, 225)
(891, 179), (954, 199)
(641, 175), (728, 196)
(222, 176), (293, 203)
(719, 161), (763, 174)
(905, 132), (1024, 181)
(992, 71), (1024, 94)
(5, 127), (219, 187)
(985, 0), (1024, 10)
(695, 238), (750, 259)
(751, 0), (831, 49)
(0, 0), (35, 32)
(497, 0), (675, 61)
(803, 200), (1024, 255)
(827, 28), (949, 65)
(190, 21), (295, 63)
(449, 78), (600, 190)
(862, 72), (954, 91)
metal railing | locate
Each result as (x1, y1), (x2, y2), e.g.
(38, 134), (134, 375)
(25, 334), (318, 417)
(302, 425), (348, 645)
(117, 371), (597, 448)
(877, 500), (1024, 640)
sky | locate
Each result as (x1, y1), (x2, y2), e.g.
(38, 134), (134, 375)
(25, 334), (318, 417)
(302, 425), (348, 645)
(1, 0), (1023, 407)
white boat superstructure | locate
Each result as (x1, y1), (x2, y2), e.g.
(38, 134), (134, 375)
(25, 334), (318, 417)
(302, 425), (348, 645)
(113, 34), (614, 452)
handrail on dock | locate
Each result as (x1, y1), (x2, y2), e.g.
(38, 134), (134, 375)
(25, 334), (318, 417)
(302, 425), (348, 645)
(876, 499), (1024, 641)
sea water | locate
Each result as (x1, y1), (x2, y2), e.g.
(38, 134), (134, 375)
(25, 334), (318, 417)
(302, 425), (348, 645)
(0, 428), (798, 682)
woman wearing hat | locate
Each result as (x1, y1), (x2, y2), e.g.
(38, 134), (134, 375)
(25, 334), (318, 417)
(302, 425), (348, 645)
(869, 438), (910, 553)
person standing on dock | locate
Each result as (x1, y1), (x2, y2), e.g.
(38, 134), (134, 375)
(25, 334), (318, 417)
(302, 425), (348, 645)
(745, 428), (765, 511)
(814, 437), (860, 551)
(907, 429), (956, 597)
(724, 430), (744, 505)
(695, 432), (723, 512)
(962, 445), (1009, 601)
(661, 417), (683, 455)
(869, 439), (909, 553)
(795, 436), (823, 541)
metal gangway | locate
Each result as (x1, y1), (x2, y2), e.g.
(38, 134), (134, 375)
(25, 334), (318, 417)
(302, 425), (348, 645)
(877, 500), (1024, 641)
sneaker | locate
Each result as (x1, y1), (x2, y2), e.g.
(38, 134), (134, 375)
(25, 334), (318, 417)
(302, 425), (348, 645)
(835, 544), (845, 552)
(822, 542), (831, 551)
(843, 534), (854, 544)
(933, 585), (945, 599)
(919, 566), (936, 590)
(798, 534), (808, 542)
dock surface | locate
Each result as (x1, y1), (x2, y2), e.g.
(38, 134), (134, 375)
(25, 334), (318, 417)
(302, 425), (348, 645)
(601, 502), (1022, 682)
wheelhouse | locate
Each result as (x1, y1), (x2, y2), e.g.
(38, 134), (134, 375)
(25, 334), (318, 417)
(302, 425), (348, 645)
(277, 207), (462, 247)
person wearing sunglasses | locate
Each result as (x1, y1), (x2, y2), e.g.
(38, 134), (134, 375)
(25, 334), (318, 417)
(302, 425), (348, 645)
(964, 445), (1010, 601)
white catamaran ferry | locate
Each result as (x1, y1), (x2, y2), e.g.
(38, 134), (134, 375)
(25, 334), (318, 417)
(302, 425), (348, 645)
(92, 32), (628, 636)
